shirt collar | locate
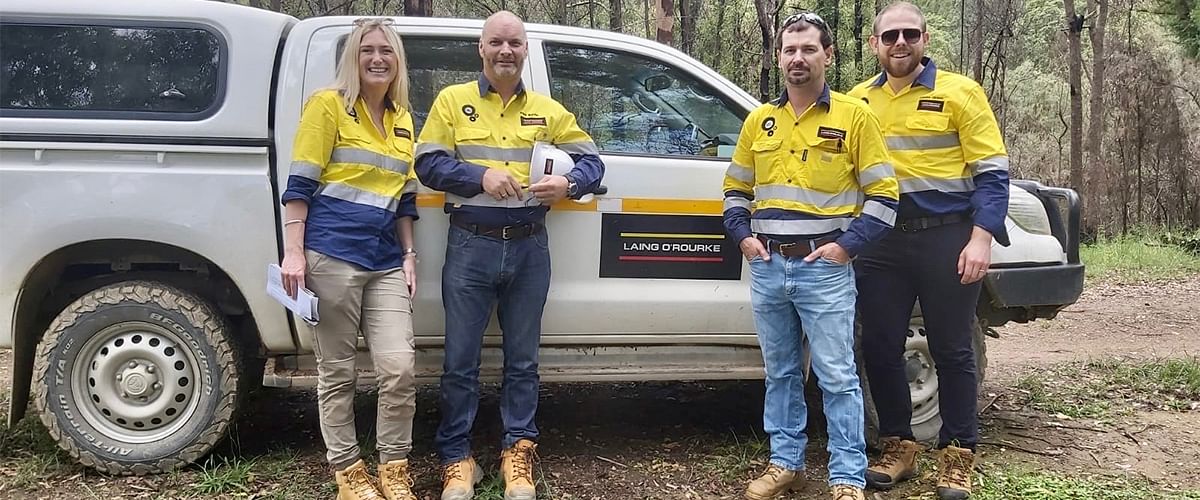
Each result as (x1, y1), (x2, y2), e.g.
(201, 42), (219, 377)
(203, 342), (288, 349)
(772, 83), (832, 112)
(477, 73), (526, 97)
(871, 57), (937, 90)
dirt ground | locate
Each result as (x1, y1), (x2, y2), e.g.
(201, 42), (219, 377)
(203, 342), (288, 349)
(1, 275), (1198, 499)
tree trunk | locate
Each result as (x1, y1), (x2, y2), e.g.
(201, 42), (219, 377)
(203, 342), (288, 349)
(824, 0), (842, 90)
(248, 0), (263, 8)
(854, 0), (863, 74)
(1065, 0), (1085, 196)
(610, 0), (623, 31)
(679, 0), (693, 54)
(405, 0), (431, 16)
(971, 0), (985, 82)
(711, 0), (728, 70)
(754, 0), (775, 102)
(270, 0), (281, 11)
(656, 0), (675, 46)
(1086, 0), (1109, 184)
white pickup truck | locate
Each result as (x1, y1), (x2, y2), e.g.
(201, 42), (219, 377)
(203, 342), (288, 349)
(0, 0), (1084, 475)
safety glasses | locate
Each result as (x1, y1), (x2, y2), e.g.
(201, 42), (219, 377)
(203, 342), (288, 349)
(781, 11), (829, 31)
(879, 28), (923, 46)
(353, 17), (395, 27)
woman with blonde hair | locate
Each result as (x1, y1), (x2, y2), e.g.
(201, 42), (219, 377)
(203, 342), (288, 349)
(279, 18), (421, 500)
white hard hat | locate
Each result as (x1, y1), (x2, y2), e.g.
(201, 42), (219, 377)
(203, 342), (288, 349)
(529, 142), (575, 185)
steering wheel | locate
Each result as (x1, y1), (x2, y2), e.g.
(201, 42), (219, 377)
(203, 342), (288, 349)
(631, 93), (660, 113)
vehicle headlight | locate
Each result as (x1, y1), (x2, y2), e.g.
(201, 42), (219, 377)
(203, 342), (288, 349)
(1007, 186), (1053, 236)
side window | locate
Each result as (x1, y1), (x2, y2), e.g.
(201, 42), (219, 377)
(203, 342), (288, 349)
(0, 22), (224, 119)
(544, 44), (747, 158)
(334, 36), (478, 134)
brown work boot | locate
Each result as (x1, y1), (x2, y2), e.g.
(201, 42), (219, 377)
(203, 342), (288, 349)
(832, 484), (866, 500)
(334, 459), (386, 500)
(377, 458), (418, 500)
(500, 439), (538, 500)
(441, 457), (483, 500)
(935, 445), (976, 500)
(744, 464), (803, 500)
(866, 437), (923, 489)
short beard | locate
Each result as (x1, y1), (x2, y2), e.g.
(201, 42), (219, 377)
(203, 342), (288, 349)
(882, 55), (920, 79)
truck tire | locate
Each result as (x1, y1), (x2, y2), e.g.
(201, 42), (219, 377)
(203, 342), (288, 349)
(861, 315), (987, 446)
(33, 281), (239, 475)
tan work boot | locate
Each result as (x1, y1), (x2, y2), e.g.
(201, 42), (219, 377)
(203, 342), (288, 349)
(441, 457), (484, 500)
(334, 459), (386, 500)
(832, 484), (866, 500)
(500, 439), (538, 500)
(378, 458), (418, 500)
(935, 445), (976, 500)
(866, 437), (923, 489)
(744, 464), (803, 500)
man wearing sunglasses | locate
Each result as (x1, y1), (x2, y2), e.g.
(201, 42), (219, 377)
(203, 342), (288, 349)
(848, 2), (1009, 499)
(723, 11), (898, 500)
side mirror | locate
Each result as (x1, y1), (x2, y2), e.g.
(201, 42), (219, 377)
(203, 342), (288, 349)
(642, 74), (674, 92)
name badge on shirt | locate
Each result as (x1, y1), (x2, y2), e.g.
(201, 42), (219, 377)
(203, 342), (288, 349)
(393, 127), (412, 139)
(520, 116), (547, 126)
(817, 126), (847, 141)
(917, 99), (945, 112)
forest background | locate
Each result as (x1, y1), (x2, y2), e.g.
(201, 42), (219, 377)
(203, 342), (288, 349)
(231, 0), (1200, 238)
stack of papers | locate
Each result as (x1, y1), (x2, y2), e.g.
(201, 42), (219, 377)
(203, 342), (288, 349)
(266, 263), (319, 325)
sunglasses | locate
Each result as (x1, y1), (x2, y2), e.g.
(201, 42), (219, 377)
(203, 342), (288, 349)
(353, 17), (395, 27)
(782, 11), (829, 30)
(879, 28), (923, 46)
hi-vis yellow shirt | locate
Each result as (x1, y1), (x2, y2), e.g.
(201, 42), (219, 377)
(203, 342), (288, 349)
(281, 89), (419, 270)
(722, 85), (899, 256)
(847, 58), (1010, 245)
(413, 78), (601, 221)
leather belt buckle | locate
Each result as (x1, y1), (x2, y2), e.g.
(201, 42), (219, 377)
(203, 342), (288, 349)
(501, 226), (515, 240)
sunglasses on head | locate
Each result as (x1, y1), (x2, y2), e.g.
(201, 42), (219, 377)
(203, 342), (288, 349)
(353, 17), (395, 27)
(879, 28), (923, 45)
(782, 11), (828, 30)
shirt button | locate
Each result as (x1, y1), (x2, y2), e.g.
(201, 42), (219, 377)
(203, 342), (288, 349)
(505, 161), (510, 165)
(790, 149), (795, 154)
(501, 113), (505, 117)
(502, 136), (507, 140)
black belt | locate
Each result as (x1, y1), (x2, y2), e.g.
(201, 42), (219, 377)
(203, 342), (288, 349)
(896, 212), (970, 233)
(757, 235), (838, 258)
(451, 217), (544, 240)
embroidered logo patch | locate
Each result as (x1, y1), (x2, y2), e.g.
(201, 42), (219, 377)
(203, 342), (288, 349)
(393, 127), (412, 139)
(462, 104), (479, 122)
(917, 99), (945, 112)
(521, 116), (547, 126)
(761, 117), (777, 137)
(817, 126), (847, 140)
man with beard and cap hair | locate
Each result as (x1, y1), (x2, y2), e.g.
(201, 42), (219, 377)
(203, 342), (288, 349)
(847, 2), (1009, 499)
(722, 11), (898, 500)
(413, 10), (604, 500)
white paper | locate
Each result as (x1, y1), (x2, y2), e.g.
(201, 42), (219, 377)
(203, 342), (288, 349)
(266, 263), (319, 325)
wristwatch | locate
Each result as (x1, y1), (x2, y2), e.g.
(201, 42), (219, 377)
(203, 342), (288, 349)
(566, 179), (579, 198)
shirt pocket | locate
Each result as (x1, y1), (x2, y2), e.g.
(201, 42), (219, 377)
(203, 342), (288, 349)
(750, 138), (783, 181)
(803, 136), (853, 195)
(515, 126), (548, 145)
(457, 127), (492, 143)
(905, 112), (951, 133)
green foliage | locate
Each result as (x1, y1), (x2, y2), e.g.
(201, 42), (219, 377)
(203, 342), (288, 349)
(1159, 0), (1200, 58)
(976, 466), (1200, 499)
(1080, 232), (1200, 282)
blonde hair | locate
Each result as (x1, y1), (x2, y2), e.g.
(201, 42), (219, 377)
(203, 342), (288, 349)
(328, 19), (411, 113)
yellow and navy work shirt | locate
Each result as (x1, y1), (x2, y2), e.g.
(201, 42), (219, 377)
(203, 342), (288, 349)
(413, 75), (604, 227)
(281, 90), (420, 271)
(722, 85), (900, 257)
(847, 58), (1010, 245)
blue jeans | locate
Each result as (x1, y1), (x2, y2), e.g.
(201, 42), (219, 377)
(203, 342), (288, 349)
(435, 225), (551, 463)
(748, 254), (866, 488)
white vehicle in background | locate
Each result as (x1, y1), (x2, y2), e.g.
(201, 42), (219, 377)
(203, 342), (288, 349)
(0, 0), (1083, 474)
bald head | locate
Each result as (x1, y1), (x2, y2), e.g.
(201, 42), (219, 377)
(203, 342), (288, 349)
(480, 10), (528, 91)
(873, 1), (927, 33)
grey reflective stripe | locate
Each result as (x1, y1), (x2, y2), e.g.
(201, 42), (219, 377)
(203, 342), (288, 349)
(414, 142), (453, 160)
(559, 141), (599, 155)
(886, 133), (961, 151)
(857, 162), (895, 186)
(401, 180), (419, 195)
(750, 217), (852, 235)
(898, 177), (975, 193)
(755, 184), (859, 207)
(289, 161), (322, 180)
(862, 200), (897, 226)
(723, 197), (751, 212)
(330, 147), (410, 174)
(446, 192), (539, 208)
(971, 156), (1010, 174)
(318, 183), (401, 212)
(725, 162), (754, 183)
(457, 145), (532, 163)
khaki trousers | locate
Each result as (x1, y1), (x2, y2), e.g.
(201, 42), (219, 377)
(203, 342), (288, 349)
(304, 250), (416, 469)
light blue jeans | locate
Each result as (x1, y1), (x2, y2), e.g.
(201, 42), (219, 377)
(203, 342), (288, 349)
(748, 254), (866, 489)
